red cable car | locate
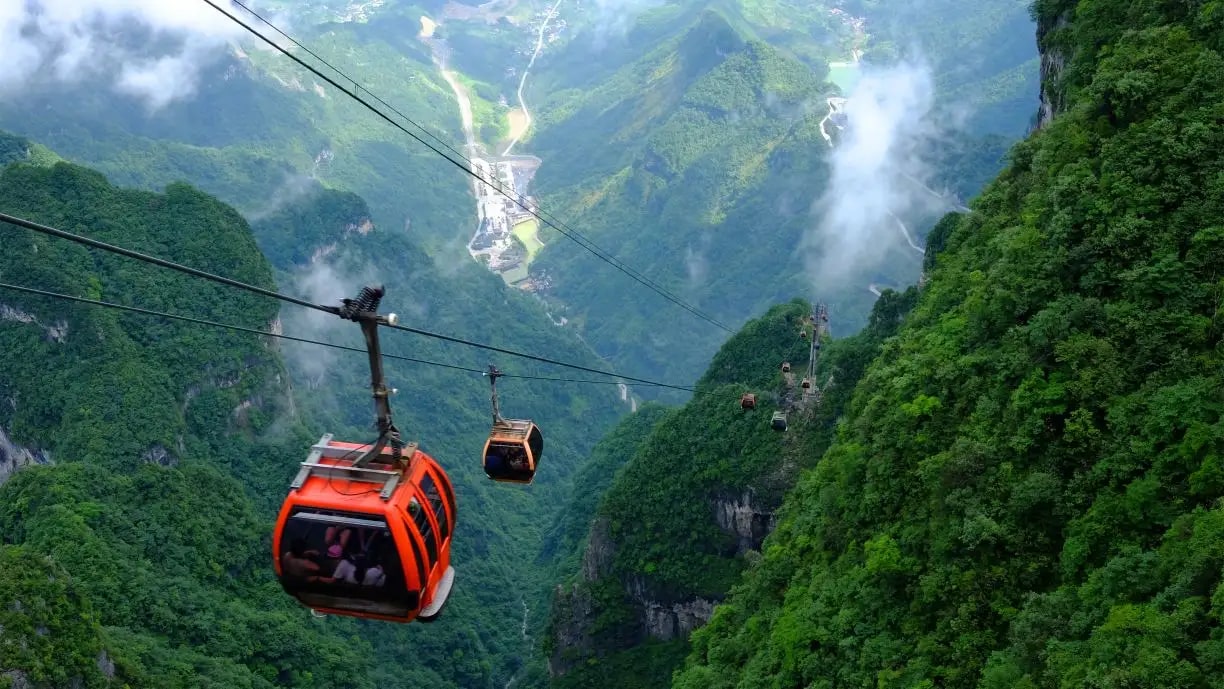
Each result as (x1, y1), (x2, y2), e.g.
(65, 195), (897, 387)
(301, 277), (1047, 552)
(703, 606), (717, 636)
(740, 393), (757, 410)
(273, 286), (456, 624)
(482, 366), (544, 484)
(273, 435), (455, 623)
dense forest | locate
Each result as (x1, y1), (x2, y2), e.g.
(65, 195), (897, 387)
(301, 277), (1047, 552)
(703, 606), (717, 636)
(543, 290), (921, 689)
(0, 133), (627, 687)
(5, 0), (1223, 686)
(672, 0), (1224, 686)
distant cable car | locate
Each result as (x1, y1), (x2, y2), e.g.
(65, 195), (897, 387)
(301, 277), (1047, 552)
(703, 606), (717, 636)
(781, 362), (791, 373)
(273, 286), (456, 624)
(483, 365), (544, 484)
(800, 329), (808, 339)
(740, 393), (757, 410)
(801, 377), (812, 389)
(771, 411), (787, 431)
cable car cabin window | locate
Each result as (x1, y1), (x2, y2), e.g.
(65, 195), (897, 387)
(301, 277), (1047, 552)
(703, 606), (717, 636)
(409, 498), (438, 565)
(437, 470), (456, 522)
(421, 474), (450, 541)
(278, 509), (418, 617)
(486, 441), (534, 482)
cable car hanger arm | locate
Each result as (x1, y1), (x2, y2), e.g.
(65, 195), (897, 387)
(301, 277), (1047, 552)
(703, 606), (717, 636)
(334, 285), (404, 468)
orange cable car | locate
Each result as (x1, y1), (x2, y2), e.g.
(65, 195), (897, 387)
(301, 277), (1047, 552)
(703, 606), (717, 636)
(740, 393), (757, 410)
(483, 365), (544, 484)
(273, 436), (456, 623)
(272, 286), (457, 624)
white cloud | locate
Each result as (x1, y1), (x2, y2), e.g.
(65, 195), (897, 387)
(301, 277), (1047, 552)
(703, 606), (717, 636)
(0, 0), (260, 109)
(804, 60), (949, 294)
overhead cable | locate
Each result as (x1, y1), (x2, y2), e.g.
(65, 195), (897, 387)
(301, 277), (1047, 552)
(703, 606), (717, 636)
(0, 212), (693, 391)
(0, 282), (692, 390)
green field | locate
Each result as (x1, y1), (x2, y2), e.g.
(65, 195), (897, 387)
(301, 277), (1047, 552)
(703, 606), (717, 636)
(512, 218), (545, 259)
(500, 263), (530, 285)
(828, 61), (861, 93)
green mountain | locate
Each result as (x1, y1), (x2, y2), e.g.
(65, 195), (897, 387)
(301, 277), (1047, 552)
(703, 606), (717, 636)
(670, 1), (1224, 687)
(543, 290), (920, 688)
(0, 134), (627, 687)
(473, 0), (1039, 401)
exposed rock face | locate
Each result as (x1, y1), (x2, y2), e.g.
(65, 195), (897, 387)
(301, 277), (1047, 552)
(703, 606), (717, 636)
(140, 444), (175, 467)
(1035, 9), (1072, 130)
(0, 425), (50, 486)
(96, 650), (115, 679)
(712, 489), (778, 555)
(550, 485), (787, 676)
(0, 302), (69, 343)
(642, 595), (716, 641)
(580, 517), (615, 581)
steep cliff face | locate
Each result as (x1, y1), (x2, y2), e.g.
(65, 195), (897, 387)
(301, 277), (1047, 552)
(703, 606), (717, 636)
(712, 489), (779, 556)
(0, 424), (48, 486)
(543, 298), (917, 689)
(1034, 1), (1075, 129)
(674, 0), (1224, 685)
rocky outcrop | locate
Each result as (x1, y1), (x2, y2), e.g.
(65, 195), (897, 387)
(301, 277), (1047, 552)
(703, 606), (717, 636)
(581, 517), (616, 581)
(0, 302), (69, 343)
(0, 425), (50, 486)
(1035, 8), (1073, 130)
(640, 593), (716, 641)
(712, 489), (779, 555)
(550, 488), (783, 677)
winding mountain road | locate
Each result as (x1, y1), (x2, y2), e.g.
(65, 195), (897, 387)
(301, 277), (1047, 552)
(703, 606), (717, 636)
(501, 0), (563, 156)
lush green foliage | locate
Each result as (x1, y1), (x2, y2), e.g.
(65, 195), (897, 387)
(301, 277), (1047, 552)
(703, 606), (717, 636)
(0, 544), (112, 689)
(519, 0), (1034, 402)
(674, 2), (1224, 686)
(544, 293), (920, 688)
(0, 153), (628, 687)
(553, 639), (691, 689)
(542, 403), (673, 568)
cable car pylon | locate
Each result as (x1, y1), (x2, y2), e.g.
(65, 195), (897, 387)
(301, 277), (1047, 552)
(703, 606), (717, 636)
(272, 285), (457, 624)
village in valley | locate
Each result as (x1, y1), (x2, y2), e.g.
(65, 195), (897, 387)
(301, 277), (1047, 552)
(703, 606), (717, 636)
(464, 155), (554, 293)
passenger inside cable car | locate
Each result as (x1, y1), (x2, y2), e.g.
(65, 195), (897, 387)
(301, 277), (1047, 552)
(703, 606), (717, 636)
(484, 437), (537, 483)
(278, 508), (416, 617)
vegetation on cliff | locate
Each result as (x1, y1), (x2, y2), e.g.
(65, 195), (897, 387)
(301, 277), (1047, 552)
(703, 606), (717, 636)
(675, 1), (1224, 685)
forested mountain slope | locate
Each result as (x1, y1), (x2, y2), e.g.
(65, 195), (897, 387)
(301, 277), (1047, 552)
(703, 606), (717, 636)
(543, 290), (921, 689)
(673, 0), (1224, 686)
(0, 13), (472, 255)
(0, 136), (627, 687)
(0, 151), (350, 687)
(508, 0), (1037, 400)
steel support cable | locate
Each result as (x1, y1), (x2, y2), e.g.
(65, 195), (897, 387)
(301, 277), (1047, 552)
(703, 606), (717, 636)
(0, 210), (326, 313)
(225, 0), (475, 169)
(0, 212), (691, 390)
(220, 0), (727, 332)
(203, 0), (733, 334)
(0, 282), (690, 390)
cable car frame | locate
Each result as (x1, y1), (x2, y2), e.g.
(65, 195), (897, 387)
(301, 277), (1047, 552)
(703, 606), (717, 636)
(482, 365), (544, 484)
(272, 285), (457, 624)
